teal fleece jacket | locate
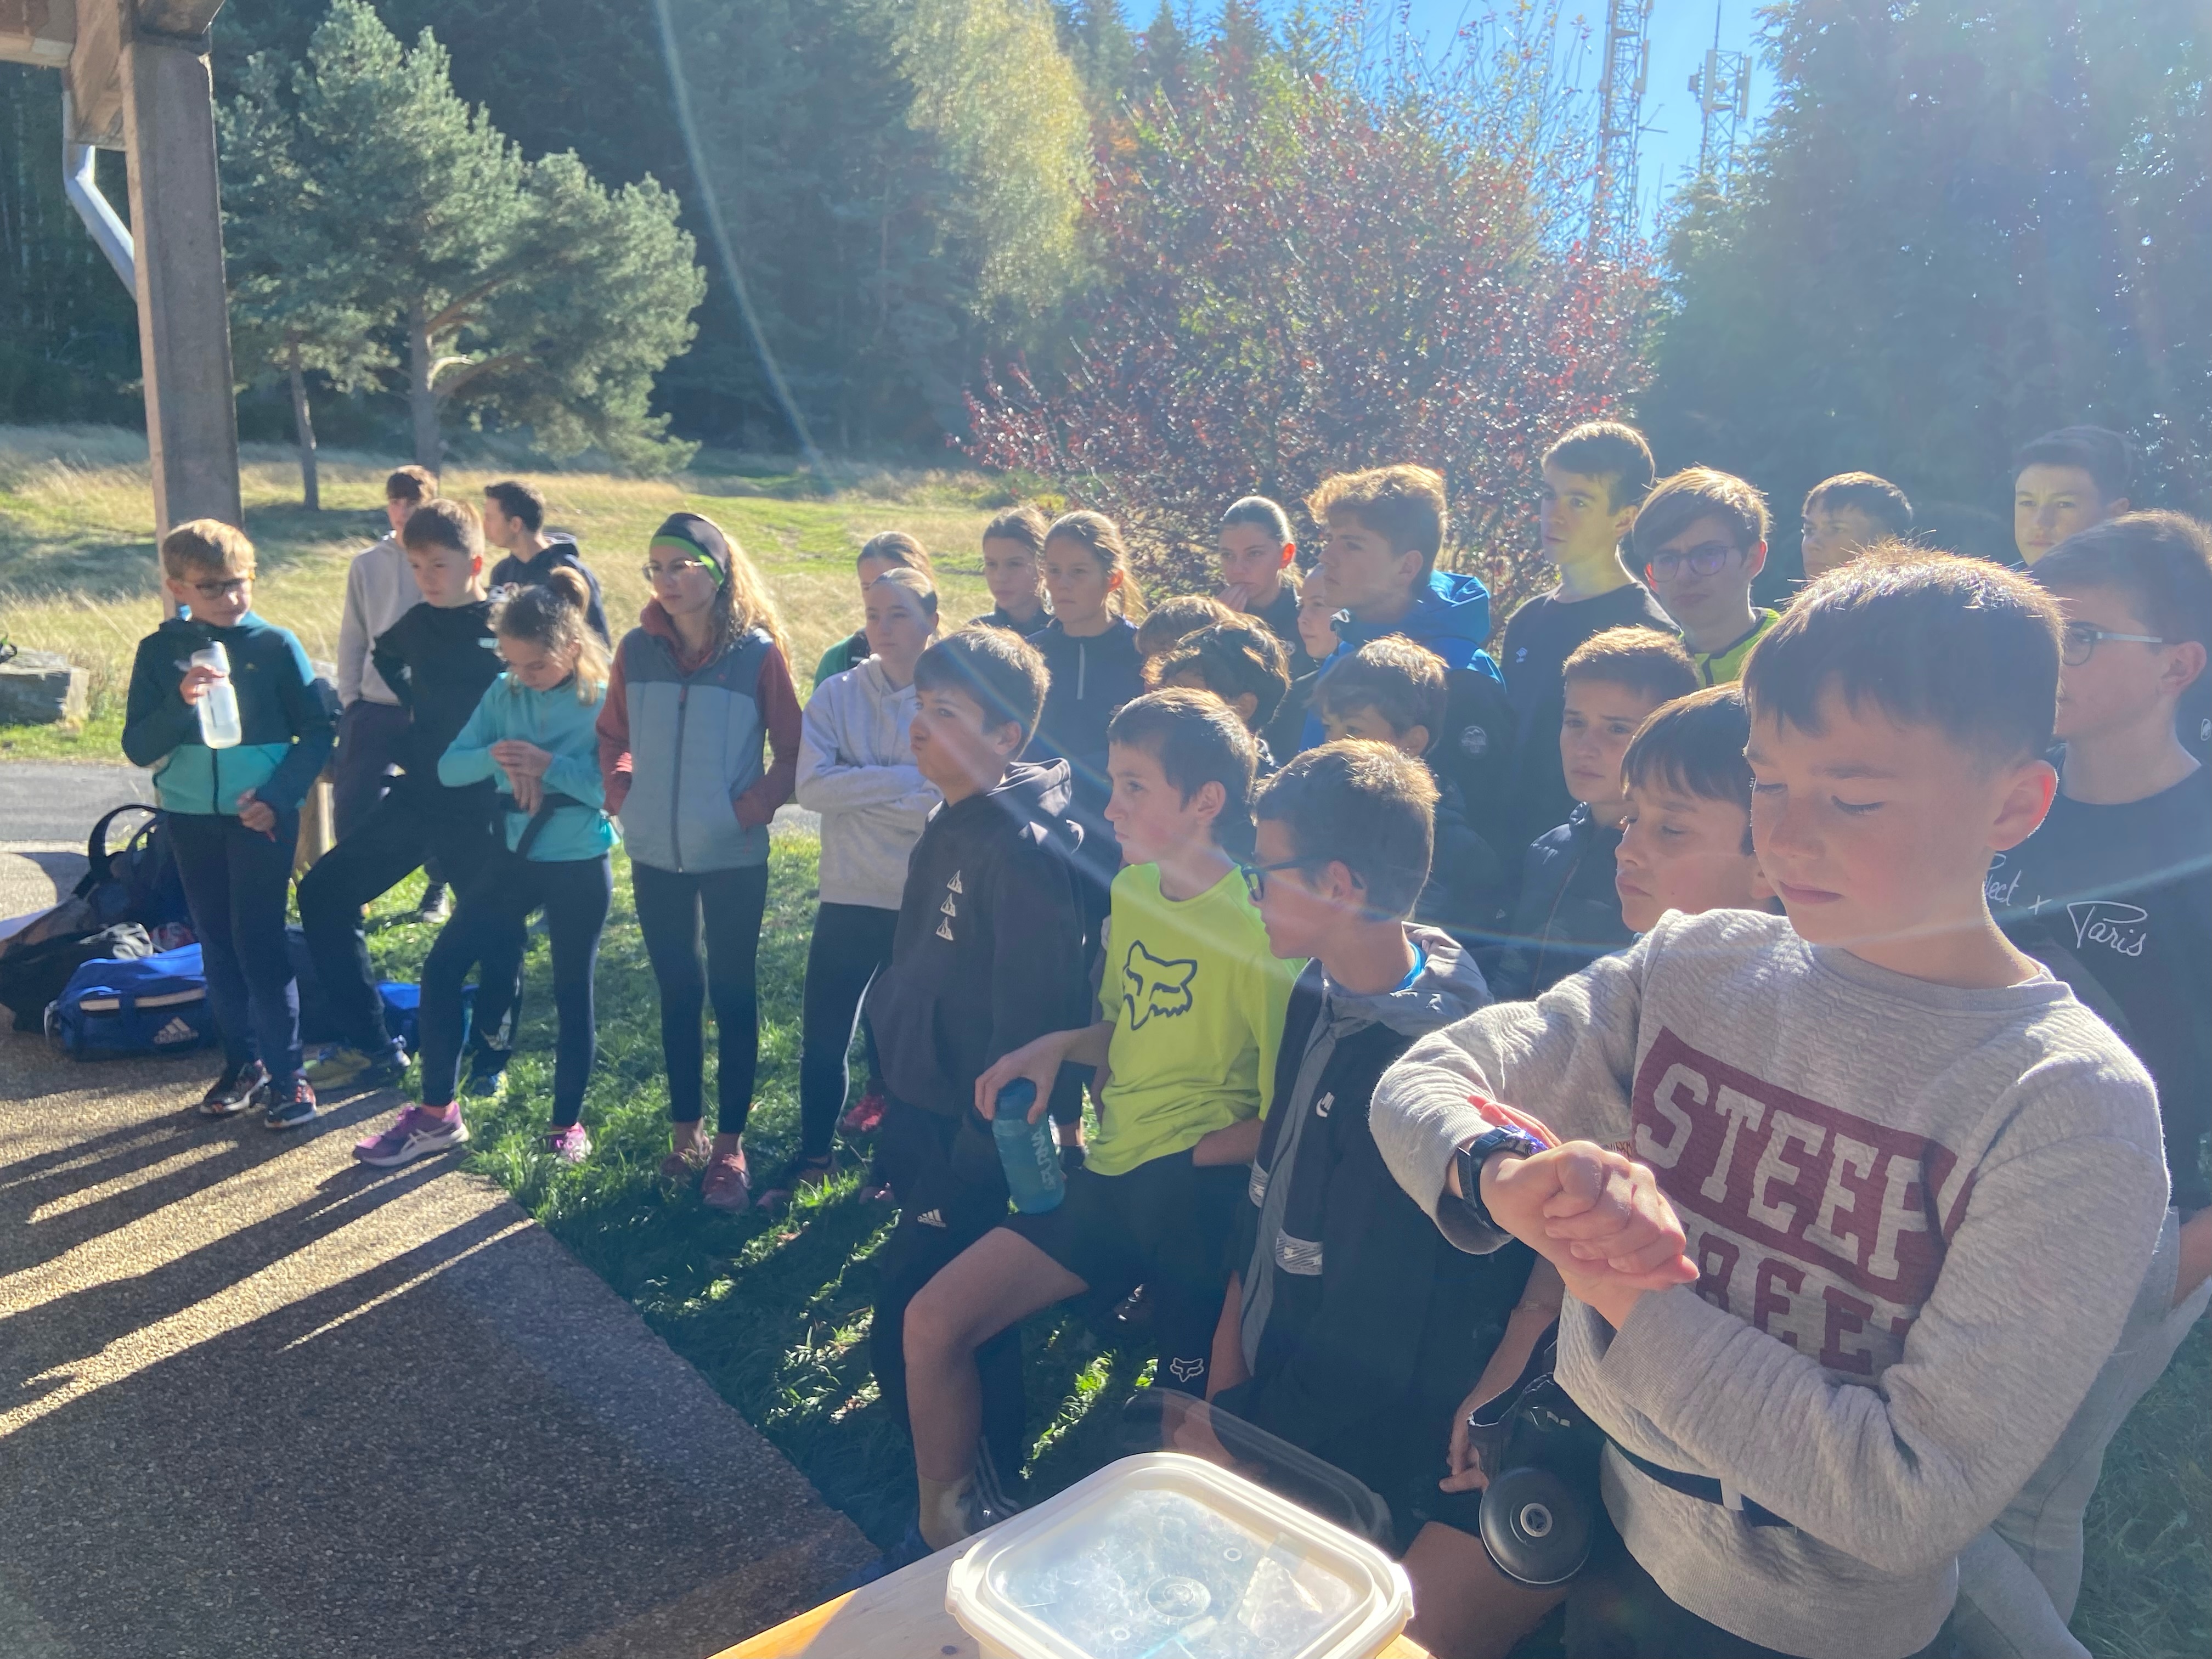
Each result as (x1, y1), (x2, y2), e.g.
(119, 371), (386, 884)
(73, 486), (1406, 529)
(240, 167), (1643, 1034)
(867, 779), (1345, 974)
(439, 673), (619, 862)
(122, 612), (336, 815)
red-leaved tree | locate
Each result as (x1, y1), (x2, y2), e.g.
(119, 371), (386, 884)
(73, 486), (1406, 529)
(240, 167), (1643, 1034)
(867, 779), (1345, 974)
(967, 27), (1656, 617)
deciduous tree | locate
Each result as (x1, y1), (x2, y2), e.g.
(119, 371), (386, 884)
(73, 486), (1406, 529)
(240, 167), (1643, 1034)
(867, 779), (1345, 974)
(968, 15), (1652, 610)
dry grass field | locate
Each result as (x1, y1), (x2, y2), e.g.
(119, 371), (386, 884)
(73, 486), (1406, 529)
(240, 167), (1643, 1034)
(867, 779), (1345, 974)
(0, 424), (1012, 743)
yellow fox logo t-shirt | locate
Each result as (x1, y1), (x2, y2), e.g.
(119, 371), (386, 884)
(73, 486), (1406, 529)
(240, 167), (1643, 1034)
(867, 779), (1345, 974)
(1089, 862), (1302, 1177)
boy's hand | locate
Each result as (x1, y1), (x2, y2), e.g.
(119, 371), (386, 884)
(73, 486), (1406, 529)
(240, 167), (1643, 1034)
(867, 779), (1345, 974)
(234, 789), (276, 838)
(1481, 1142), (1697, 1290)
(974, 1030), (1072, 1122)
(178, 663), (222, 706)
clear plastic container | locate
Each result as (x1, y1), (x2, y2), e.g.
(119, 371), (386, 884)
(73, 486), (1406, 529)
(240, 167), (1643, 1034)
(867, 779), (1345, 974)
(190, 643), (242, 749)
(946, 1452), (1411, 1659)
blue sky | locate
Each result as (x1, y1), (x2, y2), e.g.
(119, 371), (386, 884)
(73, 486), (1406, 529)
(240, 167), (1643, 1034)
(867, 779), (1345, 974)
(1340, 1), (1778, 229)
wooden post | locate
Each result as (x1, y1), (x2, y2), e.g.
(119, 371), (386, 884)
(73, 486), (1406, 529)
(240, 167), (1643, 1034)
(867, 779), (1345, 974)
(118, 5), (241, 544)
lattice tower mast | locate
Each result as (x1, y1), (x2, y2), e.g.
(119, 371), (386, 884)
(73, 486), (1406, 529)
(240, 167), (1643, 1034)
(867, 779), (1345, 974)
(1590, 0), (1654, 258)
(1690, 0), (1754, 186)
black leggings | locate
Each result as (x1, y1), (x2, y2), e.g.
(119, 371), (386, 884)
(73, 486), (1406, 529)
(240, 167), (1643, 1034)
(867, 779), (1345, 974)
(797, 901), (897, 1159)
(297, 785), (509, 1055)
(631, 860), (771, 1135)
(420, 852), (611, 1126)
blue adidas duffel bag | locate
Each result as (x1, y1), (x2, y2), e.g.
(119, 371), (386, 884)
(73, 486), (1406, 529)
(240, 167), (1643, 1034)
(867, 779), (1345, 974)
(46, 943), (218, 1060)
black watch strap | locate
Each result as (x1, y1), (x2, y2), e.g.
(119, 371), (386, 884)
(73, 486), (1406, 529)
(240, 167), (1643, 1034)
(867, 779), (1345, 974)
(1454, 1126), (1548, 1235)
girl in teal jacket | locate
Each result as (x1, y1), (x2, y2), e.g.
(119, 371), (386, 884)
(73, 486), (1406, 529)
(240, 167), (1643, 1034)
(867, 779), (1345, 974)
(353, 566), (619, 1169)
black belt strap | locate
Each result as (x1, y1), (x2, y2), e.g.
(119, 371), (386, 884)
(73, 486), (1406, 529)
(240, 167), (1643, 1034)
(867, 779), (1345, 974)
(496, 791), (585, 861)
(1612, 1443), (1792, 1528)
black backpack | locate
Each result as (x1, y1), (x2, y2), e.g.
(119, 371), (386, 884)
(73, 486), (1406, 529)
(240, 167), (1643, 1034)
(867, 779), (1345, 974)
(72, 804), (190, 932)
(0, 922), (154, 1031)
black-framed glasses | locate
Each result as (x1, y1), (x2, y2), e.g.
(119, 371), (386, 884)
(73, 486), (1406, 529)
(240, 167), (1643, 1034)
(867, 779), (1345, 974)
(190, 577), (252, 600)
(1240, 859), (1318, 902)
(2061, 622), (2172, 666)
(641, 557), (709, 583)
(1645, 541), (1739, 579)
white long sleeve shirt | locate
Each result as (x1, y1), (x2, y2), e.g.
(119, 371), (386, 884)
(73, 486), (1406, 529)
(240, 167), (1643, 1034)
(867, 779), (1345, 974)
(337, 532), (422, 706)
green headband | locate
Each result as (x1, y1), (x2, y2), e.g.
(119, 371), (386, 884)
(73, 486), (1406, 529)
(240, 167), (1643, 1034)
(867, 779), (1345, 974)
(651, 532), (725, 584)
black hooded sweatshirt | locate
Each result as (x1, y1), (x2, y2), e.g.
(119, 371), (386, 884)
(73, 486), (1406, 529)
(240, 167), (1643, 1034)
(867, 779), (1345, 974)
(865, 759), (1091, 1120)
(370, 598), (506, 806)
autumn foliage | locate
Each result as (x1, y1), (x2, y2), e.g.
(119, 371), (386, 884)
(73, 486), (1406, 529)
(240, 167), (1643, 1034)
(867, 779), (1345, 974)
(967, 42), (1656, 611)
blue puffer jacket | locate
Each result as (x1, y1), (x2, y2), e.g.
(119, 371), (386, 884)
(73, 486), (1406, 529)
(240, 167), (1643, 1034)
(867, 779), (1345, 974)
(1302, 571), (1504, 748)
(122, 612), (337, 815)
(439, 673), (618, 862)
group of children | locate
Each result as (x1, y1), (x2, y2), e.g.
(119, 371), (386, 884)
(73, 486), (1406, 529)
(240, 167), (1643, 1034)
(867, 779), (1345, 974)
(114, 414), (2207, 1658)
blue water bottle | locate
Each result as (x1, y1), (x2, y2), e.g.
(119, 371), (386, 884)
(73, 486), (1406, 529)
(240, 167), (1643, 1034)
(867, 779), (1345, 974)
(992, 1078), (1065, 1214)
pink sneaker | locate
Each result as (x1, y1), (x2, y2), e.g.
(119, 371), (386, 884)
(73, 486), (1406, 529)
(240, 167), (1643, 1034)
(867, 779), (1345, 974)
(353, 1105), (467, 1167)
(545, 1124), (593, 1164)
(702, 1149), (752, 1211)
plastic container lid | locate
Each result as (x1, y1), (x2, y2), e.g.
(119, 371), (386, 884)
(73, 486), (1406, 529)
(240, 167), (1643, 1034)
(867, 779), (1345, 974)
(946, 1452), (1412, 1659)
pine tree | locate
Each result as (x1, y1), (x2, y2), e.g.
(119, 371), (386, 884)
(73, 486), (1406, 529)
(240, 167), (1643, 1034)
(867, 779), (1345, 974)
(1069, 1), (1138, 109)
(224, 1), (704, 471)
(220, 54), (386, 507)
(1136, 2), (1188, 104)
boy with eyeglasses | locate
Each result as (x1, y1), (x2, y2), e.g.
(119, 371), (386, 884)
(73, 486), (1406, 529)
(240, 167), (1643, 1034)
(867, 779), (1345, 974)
(1634, 469), (1779, 685)
(1958, 511), (2212, 1656)
(123, 521), (338, 1123)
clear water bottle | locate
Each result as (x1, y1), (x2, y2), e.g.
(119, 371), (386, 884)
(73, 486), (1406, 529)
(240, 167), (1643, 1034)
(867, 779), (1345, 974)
(190, 643), (242, 749)
(991, 1078), (1064, 1214)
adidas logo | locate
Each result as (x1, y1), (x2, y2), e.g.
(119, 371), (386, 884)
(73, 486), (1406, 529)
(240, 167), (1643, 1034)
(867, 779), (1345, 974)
(152, 1017), (199, 1046)
(916, 1207), (946, 1229)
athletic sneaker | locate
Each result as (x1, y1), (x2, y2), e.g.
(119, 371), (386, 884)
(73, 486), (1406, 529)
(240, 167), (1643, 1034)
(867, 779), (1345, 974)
(261, 1075), (320, 1131)
(838, 1088), (888, 1137)
(545, 1124), (592, 1164)
(462, 1047), (509, 1101)
(198, 1058), (268, 1118)
(303, 1041), (407, 1092)
(414, 881), (452, 925)
(354, 1104), (469, 1167)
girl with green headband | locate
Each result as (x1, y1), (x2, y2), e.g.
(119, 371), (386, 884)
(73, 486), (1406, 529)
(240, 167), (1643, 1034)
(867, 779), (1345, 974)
(597, 511), (800, 1209)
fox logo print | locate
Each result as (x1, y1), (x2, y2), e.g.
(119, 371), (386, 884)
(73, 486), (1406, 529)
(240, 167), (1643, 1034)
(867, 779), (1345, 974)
(1121, 941), (1198, 1028)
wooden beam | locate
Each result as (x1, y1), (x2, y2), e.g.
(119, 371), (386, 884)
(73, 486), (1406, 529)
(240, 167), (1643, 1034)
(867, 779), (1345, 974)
(120, 12), (241, 539)
(0, 1), (79, 69)
(64, 0), (124, 148)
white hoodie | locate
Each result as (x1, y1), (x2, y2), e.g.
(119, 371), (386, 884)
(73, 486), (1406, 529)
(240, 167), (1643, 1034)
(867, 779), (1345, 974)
(796, 656), (939, 909)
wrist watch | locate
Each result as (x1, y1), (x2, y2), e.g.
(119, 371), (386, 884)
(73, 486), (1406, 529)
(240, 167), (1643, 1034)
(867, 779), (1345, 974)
(1453, 1126), (1549, 1235)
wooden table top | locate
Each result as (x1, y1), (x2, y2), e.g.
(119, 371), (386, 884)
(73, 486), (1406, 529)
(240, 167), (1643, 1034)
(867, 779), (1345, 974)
(713, 1542), (1433, 1658)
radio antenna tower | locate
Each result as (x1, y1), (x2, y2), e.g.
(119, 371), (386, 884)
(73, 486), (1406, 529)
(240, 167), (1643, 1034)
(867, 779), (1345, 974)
(1590, 0), (1653, 258)
(1689, 0), (1754, 187)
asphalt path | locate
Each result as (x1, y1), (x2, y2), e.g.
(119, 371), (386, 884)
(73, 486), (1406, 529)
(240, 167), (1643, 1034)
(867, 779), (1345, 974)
(0, 843), (871, 1657)
(0, 762), (153, 847)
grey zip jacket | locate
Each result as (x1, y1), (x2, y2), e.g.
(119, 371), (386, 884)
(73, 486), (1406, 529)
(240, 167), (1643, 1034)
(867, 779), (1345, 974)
(1370, 908), (2165, 1659)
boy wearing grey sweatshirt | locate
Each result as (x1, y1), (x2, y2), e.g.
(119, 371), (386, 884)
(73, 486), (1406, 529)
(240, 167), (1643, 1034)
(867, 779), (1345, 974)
(1371, 555), (2168, 1659)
